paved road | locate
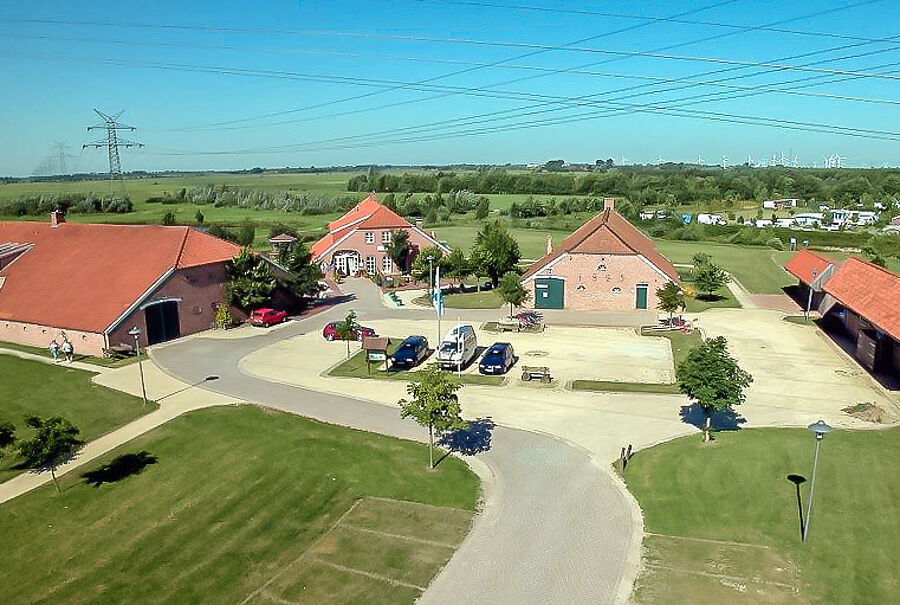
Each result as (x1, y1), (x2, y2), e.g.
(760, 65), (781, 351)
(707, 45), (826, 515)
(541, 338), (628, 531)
(152, 280), (639, 604)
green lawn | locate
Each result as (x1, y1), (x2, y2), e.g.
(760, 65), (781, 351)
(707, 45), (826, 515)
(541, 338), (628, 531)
(329, 341), (503, 386)
(0, 339), (138, 368)
(442, 290), (503, 309)
(571, 328), (700, 394)
(625, 427), (900, 604)
(0, 405), (479, 605)
(0, 356), (153, 481)
(678, 270), (741, 312)
(654, 240), (795, 294)
(431, 224), (570, 260)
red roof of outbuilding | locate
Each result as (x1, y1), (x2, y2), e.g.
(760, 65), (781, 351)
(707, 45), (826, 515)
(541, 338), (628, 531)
(823, 256), (900, 342)
(521, 208), (679, 282)
(783, 249), (833, 285)
(0, 222), (240, 333)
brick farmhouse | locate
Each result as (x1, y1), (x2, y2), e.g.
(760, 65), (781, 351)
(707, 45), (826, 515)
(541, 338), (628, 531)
(311, 193), (449, 276)
(0, 213), (240, 355)
(520, 199), (679, 311)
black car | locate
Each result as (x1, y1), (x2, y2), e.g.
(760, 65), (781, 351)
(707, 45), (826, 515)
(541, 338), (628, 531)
(479, 342), (516, 375)
(392, 335), (430, 368)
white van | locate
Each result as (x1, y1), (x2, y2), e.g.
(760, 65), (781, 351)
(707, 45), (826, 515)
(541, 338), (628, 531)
(436, 324), (478, 371)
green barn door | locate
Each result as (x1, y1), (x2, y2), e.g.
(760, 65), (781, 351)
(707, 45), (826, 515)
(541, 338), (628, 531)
(635, 284), (648, 309)
(535, 278), (564, 309)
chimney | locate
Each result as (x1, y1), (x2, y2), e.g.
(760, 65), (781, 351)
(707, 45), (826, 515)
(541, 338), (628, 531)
(415, 218), (424, 230)
(546, 234), (553, 255)
(603, 198), (615, 211)
(50, 210), (65, 228)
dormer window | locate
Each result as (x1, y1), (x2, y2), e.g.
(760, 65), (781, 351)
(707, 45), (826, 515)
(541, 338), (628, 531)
(365, 232), (375, 244)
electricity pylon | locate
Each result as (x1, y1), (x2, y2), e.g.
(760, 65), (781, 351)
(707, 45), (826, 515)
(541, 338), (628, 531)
(83, 109), (143, 181)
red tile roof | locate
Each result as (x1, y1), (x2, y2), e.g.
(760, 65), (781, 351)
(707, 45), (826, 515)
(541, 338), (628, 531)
(0, 222), (240, 333)
(783, 249), (834, 285)
(823, 256), (900, 341)
(311, 193), (439, 261)
(521, 208), (679, 282)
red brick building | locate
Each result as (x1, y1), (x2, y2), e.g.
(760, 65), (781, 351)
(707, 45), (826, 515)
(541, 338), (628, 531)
(0, 214), (240, 355)
(520, 199), (679, 311)
(310, 193), (449, 276)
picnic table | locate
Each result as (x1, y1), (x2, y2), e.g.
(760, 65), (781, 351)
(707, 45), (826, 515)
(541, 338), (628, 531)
(521, 365), (552, 383)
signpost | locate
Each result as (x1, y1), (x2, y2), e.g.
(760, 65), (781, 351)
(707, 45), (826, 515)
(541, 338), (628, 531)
(362, 337), (390, 373)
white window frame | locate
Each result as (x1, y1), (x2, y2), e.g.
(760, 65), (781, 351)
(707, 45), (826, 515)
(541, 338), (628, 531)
(365, 232), (375, 244)
(381, 231), (392, 244)
(365, 256), (376, 274)
(381, 256), (393, 273)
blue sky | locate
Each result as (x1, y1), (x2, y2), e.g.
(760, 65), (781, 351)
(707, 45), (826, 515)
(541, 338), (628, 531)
(1, 0), (899, 175)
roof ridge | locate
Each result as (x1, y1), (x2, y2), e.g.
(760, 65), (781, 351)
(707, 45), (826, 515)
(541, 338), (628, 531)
(843, 254), (900, 277)
(173, 226), (191, 269)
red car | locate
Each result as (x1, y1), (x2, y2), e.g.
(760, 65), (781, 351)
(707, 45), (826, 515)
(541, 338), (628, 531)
(322, 321), (377, 341)
(248, 308), (288, 327)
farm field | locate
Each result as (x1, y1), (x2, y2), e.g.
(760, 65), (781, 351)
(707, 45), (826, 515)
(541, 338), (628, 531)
(0, 356), (152, 482)
(0, 405), (478, 605)
(624, 427), (900, 604)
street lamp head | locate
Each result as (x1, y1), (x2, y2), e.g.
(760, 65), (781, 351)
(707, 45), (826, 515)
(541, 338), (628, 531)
(807, 420), (833, 440)
(128, 326), (142, 337)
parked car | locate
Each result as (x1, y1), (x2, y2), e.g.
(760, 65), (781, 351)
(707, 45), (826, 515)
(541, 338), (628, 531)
(248, 308), (288, 327)
(436, 324), (478, 370)
(392, 335), (430, 368)
(479, 342), (516, 375)
(322, 321), (377, 341)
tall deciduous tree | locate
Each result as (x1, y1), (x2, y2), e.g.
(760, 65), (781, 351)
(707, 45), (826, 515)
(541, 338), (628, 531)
(445, 249), (472, 285)
(695, 262), (728, 299)
(676, 337), (753, 442)
(475, 197), (490, 220)
(656, 282), (686, 324)
(225, 248), (276, 309)
(471, 221), (521, 287)
(385, 230), (410, 272)
(498, 271), (529, 318)
(411, 246), (446, 291)
(399, 366), (467, 469)
(17, 415), (84, 492)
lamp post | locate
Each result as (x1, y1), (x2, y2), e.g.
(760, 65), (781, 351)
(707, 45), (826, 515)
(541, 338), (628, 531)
(128, 326), (148, 407)
(803, 419), (833, 543)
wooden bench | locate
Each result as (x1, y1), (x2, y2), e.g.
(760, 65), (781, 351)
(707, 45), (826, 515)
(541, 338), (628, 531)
(103, 344), (135, 359)
(521, 365), (552, 383)
(496, 320), (520, 332)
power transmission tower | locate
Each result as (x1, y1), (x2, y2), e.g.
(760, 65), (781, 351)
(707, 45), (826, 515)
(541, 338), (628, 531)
(83, 109), (143, 188)
(53, 141), (76, 175)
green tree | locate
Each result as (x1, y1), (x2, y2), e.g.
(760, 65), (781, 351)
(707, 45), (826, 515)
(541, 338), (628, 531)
(334, 311), (358, 357)
(17, 415), (84, 492)
(385, 229), (410, 272)
(862, 233), (900, 268)
(0, 417), (15, 458)
(656, 282), (685, 324)
(277, 242), (324, 301)
(471, 221), (521, 287)
(236, 219), (256, 247)
(445, 249), (472, 285)
(399, 365), (467, 469)
(475, 197), (490, 220)
(676, 337), (753, 442)
(695, 262), (728, 299)
(691, 252), (712, 269)
(225, 248), (276, 309)
(161, 211), (176, 226)
(498, 271), (529, 318)
(195, 210), (205, 225)
(411, 246), (446, 291)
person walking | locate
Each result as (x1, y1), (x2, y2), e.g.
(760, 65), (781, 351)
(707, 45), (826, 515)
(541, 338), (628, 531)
(61, 339), (74, 363)
(49, 339), (60, 363)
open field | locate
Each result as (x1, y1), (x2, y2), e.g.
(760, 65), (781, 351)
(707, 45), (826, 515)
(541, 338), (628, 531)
(625, 427), (900, 604)
(431, 224), (570, 260)
(0, 356), (152, 482)
(0, 405), (478, 605)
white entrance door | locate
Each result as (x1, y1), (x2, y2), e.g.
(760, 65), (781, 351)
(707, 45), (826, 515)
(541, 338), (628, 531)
(335, 252), (359, 275)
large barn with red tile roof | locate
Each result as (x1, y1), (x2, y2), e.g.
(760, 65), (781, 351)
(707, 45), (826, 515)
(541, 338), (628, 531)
(0, 213), (240, 355)
(311, 193), (449, 276)
(520, 199), (679, 311)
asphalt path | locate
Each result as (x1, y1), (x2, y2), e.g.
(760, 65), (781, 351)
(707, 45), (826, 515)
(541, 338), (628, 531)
(151, 281), (638, 604)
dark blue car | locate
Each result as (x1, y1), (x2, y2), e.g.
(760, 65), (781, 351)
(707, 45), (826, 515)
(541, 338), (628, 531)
(392, 335), (430, 368)
(479, 342), (516, 375)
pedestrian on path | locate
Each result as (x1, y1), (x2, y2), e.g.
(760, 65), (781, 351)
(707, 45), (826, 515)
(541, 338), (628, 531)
(48, 339), (60, 363)
(61, 339), (74, 363)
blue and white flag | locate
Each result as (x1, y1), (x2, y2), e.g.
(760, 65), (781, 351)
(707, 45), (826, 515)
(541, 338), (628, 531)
(432, 265), (445, 317)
